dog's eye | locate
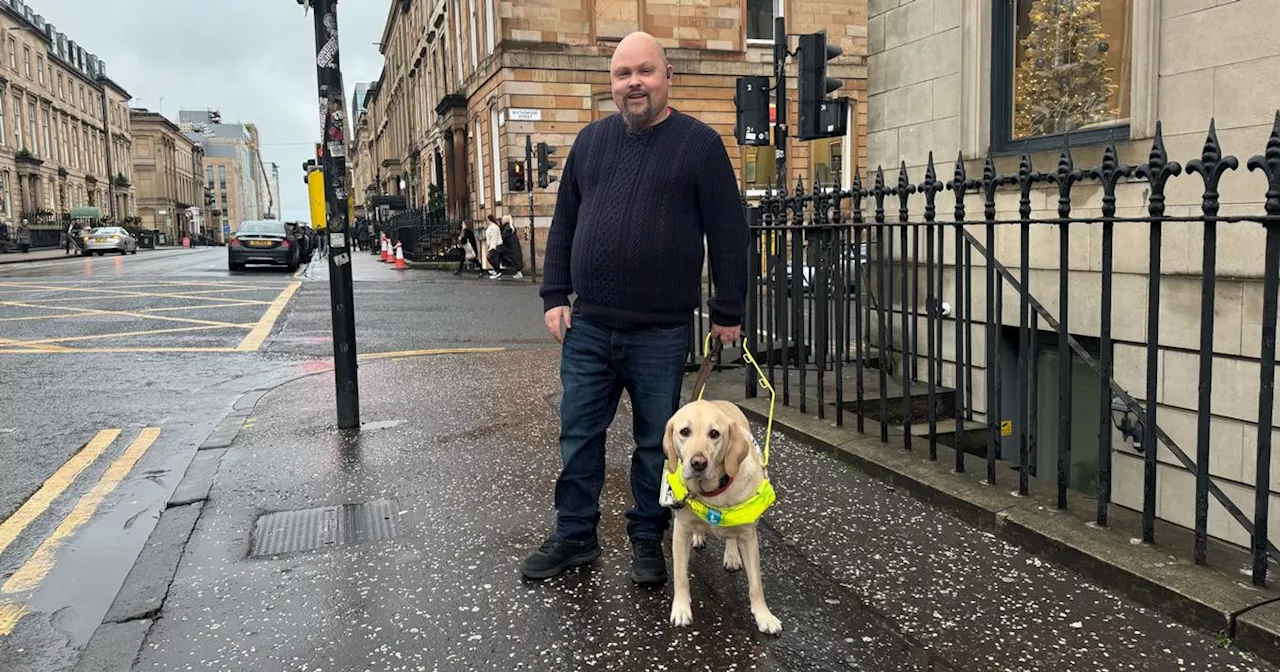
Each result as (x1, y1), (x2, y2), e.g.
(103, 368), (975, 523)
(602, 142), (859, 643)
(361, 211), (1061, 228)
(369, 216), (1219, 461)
(708, 429), (721, 440)
(679, 427), (691, 438)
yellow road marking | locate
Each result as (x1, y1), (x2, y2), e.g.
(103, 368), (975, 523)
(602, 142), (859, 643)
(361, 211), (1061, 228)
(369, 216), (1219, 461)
(236, 281), (301, 352)
(0, 602), (28, 636)
(0, 301), (247, 328)
(0, 347), (240, 354)
(358, 347), (506, 361)
(0, 337), (71, 352)
(0, 430), (120, 559)
(5, 294), (274, 306)
(15, 323), (254, 346)
(0, 282), (280, 305)
(3, 428), (161, 595)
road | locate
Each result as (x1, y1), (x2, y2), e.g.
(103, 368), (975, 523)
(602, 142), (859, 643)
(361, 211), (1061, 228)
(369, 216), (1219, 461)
(0, 246), (1272, 671)
(0, 246), (548, 671)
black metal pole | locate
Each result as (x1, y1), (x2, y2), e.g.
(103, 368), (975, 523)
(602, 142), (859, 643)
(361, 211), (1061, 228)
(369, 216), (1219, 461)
(527, 135), (536, 281)
(773, 15), (787, 184)
(309, 0), (360, 429)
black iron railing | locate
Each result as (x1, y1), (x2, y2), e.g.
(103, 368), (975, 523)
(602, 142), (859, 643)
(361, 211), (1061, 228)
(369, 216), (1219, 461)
(742, 113), (1280, 586)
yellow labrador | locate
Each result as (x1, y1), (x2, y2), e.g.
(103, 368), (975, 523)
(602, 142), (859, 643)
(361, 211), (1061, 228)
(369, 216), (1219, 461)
(662, 399), (783, 634)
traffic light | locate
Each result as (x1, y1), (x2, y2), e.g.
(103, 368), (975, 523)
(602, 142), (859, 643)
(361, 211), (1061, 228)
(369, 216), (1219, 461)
(536, 141), (557, 188)
(734, 76), (771, 147)
(302, 159), (320, 184)
(508, 159), (526, 192)
(797, 30), (850, 141)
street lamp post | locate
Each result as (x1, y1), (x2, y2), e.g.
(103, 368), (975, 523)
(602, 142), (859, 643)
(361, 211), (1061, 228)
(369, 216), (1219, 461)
(301, 0), (361, 429)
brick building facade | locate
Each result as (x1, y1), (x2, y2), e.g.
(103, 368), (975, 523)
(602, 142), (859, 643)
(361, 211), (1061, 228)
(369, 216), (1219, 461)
(351, 0), (868, 269)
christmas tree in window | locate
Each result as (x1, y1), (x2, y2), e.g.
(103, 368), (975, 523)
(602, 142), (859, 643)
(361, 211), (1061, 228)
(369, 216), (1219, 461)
(1014, 0), (1118, 138)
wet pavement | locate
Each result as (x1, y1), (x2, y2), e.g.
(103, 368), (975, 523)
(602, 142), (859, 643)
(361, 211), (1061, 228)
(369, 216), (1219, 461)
(136, 349), (1274, 672)
(0, 247), (547, 671)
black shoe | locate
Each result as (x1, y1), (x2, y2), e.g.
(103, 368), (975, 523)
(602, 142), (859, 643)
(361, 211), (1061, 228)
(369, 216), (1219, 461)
(520, 538), (601, 580)
(631, 538), (668, 585)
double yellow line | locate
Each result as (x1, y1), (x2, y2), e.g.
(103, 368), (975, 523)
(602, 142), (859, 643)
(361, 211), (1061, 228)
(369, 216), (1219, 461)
(0, 428), (161, 635)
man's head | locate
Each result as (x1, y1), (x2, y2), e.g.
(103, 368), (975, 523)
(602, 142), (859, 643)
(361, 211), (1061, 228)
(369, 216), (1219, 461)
(610, 32), (673, 133)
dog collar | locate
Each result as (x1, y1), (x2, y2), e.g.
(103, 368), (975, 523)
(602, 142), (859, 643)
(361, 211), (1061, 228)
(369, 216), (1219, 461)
(701, 474), (733, 497)
(663, 462), (775, 527)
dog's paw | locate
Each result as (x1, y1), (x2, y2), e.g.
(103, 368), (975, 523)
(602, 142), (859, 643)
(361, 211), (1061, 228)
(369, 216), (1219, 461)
(691, 533), (706, 550)
(670, 600), (694, 627)
(752, 607), (783, 635)
(723, 544), (743, 572)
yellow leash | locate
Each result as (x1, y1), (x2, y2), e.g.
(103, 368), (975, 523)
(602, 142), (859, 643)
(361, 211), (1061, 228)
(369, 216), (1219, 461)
(659, 333), (778, 527)
(695, 332), (775, 468)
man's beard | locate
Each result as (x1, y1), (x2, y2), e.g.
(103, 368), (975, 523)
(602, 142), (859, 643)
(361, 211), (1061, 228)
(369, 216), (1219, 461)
(622, 95), (659, 134)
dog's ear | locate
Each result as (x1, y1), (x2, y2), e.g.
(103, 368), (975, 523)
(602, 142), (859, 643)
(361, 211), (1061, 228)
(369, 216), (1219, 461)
(662, 415), (679, 473)
(723, 417), (751, 479)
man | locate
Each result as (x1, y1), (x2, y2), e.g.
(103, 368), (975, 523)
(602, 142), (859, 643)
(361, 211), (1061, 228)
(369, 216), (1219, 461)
(522, 31), (748, 584)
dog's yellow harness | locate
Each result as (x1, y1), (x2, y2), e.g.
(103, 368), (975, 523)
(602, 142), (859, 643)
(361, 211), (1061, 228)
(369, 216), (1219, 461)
(661, 335), (777, 528)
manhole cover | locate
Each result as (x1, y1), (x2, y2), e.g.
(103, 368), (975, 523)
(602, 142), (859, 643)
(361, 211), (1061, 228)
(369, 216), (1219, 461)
(250, 499), (402, 557)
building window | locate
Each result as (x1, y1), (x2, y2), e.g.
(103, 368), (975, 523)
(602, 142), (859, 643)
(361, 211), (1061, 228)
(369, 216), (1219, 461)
(12, 95), (22, 151)
(0, 95), (6, 148)
(41, 107), (50, 158)
(811, 138), (844, 190)
(22, 47), (29, 78)
(27, 100), (36, 156)
(468, 0), (479, 71)
(744, 145), (777, 194)
(746, 0), (780, 42)
(36, 55), (42, 86)
(992, 0), (1133, 153)
(490, 106), (502, 203)
(6, 38), (13, 70)
(485, 0), (496, 53)
(473, 121), (486, 207)
(57, 73), (63, 100)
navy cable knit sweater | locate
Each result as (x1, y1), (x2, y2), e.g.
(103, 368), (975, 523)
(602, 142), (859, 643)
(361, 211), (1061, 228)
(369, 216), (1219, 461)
(539, 109), (749, 330)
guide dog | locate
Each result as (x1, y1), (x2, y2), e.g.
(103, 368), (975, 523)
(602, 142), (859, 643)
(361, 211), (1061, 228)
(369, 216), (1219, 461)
(662, 399), (782, 634)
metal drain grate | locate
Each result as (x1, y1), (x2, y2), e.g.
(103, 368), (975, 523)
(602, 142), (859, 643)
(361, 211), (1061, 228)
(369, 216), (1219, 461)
(250, 499), (402, 557)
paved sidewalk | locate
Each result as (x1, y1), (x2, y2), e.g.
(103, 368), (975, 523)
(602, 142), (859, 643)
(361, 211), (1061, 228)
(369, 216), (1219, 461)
(0, 247), (74, 264)
(123, 350), (1274, 672)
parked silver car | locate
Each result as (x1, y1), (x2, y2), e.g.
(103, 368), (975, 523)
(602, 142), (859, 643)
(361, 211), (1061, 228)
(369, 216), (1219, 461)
(82, 227), (138, 255)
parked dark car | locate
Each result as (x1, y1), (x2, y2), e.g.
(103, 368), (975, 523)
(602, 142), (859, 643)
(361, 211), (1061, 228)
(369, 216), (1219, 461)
(228, 220), (299, 272)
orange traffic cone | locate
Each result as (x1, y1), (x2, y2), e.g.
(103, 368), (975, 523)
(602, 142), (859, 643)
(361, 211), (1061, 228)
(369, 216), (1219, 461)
(394, 241), (407, 270)
(380, 235), (390, 262)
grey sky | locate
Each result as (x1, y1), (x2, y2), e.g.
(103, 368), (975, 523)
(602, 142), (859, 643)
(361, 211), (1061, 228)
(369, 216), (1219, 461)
(45, 0), (388, 222)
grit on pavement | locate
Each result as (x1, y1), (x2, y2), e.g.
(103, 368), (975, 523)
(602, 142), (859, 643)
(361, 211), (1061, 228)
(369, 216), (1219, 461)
(135, 265), (1271, 671)
(0, 246), (1274, 671)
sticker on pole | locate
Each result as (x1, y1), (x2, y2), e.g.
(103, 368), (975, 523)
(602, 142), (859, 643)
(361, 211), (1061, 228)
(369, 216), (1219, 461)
(1000, 420), (1013, 437)
(329, 232), (346, 249)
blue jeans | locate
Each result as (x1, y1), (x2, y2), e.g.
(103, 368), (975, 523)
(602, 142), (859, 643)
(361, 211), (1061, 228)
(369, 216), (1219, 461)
(553, 313), (690, 545)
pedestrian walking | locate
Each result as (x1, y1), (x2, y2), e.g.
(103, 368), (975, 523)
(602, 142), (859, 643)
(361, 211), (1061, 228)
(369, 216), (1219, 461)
(454, 219), (480, 275)
(15, 218), (30, 253)
(497, 215), (524, 280)
(520, 31), (748, 584)
(483, 214), (504, 278)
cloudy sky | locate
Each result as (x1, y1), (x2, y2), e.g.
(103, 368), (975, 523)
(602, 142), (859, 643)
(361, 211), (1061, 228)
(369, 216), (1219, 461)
(45, 0), (389, 222)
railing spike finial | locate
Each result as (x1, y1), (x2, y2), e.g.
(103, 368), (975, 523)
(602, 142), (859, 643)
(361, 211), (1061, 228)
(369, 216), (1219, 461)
(1134, 120), (1182, 218)
(1187, 118), (1240, 217)
(1247, 110), (1280, 218)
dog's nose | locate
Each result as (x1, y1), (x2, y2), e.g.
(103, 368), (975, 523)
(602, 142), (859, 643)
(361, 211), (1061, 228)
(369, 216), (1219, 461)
(690, 456), (708, 472)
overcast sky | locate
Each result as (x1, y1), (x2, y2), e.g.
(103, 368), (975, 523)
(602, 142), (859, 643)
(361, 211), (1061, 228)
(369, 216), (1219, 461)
(45, 0), (389, 222)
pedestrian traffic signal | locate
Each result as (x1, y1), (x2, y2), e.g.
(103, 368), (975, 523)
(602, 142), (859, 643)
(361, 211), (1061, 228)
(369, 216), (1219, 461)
(797, 30), (849, 141)
(508, 159), (526, 192)
(302, 159), (321, 184)
(536, 141), (557, 188)
(734, 76), (771, 147)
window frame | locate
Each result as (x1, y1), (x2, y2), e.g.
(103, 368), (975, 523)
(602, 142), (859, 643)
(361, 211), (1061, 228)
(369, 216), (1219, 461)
(490, 105), (502, 203)
(989, 0), (1132, 156)
(746, 0), (783, 46)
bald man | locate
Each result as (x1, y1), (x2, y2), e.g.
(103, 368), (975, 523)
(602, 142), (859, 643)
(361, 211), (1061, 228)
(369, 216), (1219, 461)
(523, 32), (749, 584)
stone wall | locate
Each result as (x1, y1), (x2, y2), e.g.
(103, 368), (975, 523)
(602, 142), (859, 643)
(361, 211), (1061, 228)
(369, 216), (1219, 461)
(866, 0), (1280, 549)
